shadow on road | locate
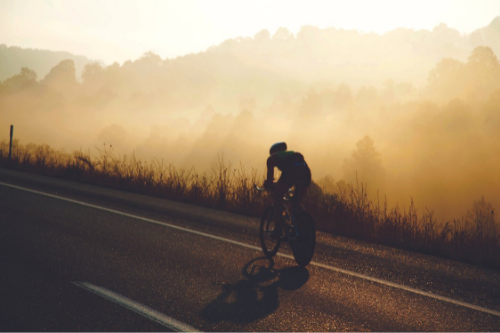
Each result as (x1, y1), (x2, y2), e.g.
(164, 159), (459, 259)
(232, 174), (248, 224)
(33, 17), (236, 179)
(200, 257), (309, 324)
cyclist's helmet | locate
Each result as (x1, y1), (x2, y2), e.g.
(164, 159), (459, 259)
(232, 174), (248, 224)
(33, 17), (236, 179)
(270, 142), (287, 155)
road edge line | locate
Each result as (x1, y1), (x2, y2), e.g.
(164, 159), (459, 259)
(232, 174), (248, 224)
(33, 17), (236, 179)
(73, 281), (198, 332)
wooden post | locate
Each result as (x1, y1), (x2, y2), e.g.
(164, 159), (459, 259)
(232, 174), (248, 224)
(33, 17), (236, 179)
(8, 125), (13, 160)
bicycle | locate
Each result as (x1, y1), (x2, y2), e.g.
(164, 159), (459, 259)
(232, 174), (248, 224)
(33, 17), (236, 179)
(254, 184), (316, 267)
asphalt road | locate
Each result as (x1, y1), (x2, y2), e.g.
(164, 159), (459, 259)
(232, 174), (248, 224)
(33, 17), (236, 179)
(1, 168), (499, 331)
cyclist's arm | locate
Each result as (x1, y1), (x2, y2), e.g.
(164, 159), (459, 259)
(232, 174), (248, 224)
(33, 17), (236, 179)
(265, 154), (278, 188)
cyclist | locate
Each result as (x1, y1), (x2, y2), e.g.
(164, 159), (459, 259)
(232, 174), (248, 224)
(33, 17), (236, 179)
(264, 142), (311, 239)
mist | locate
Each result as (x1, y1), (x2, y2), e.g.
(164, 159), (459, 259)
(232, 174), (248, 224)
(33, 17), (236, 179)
(2, 20), (500, 222)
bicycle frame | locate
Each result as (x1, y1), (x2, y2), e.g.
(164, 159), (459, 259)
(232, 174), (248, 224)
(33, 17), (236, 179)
(254, 184), (298, 237)
(255, 184), (316, 266)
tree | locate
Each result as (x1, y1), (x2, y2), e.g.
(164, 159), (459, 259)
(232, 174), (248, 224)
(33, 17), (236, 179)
(462, 46), (500, 102)
(136, 51), (163, 67)
(428, 58), (463, 83)
(427, 58), (464, 101)
(342, 136), (385, 189)
(427, 47), (500, 103)
(82, 63), (103, 84)
(468, 46), (500, 69)
(254, 29), (270, 42)
(465, 196), (496, 243)
(0, 67), (38, 94)
(20, 67), (37, 81)
(81, 62), (104, 92)
(431, 23), (461, 55)
(42, 59), (78, 93)
(296, 25), (321, 44)
(273, 27), (292, 41)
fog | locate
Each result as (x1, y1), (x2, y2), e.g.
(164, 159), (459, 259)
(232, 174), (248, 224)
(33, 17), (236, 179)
(2, 20), (500, 222)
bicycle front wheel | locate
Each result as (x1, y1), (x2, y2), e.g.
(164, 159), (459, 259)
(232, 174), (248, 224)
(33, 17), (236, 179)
(291, 212), (316, 267)
(259, 206), (281, 258)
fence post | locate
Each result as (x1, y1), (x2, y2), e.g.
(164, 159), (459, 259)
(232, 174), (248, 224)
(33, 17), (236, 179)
(8, 125), (13, 161)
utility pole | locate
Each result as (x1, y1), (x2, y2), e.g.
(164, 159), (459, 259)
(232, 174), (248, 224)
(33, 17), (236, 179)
(8, 125), (13, 161)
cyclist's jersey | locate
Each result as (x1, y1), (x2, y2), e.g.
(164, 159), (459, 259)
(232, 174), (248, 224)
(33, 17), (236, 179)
(266, 151), (309, 183)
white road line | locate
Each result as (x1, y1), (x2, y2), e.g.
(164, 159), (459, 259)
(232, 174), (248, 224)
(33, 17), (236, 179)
(73, 282), (197, 332)
(2, 181), (500, 318)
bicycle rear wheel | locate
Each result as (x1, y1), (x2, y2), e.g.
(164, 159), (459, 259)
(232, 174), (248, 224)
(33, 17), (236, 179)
(291, 212), (316, 267)
(259, 206), (281, 258)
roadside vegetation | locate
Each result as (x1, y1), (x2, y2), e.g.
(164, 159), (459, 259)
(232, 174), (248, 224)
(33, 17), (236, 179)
(1, 139), (498, 270)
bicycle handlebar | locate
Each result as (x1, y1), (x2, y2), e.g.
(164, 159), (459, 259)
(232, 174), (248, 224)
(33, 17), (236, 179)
(254, 183), (294, 196)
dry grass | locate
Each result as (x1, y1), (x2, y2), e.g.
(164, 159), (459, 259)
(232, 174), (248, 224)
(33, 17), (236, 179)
(1, 139), (498, 269)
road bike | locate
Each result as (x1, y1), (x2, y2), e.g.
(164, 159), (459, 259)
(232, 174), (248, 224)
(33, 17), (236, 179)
(254, 185), (316, 267)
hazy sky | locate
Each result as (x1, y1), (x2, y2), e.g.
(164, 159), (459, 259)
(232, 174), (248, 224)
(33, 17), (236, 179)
(1, 0), (499, 64)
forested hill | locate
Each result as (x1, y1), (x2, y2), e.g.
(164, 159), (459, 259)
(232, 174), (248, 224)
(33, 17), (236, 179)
(0, 44), (96, 82)
(202, 16), (500, 87)
(1, 17), (499, 87)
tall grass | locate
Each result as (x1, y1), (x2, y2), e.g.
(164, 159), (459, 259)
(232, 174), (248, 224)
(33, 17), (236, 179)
(1, 140), (498, 269)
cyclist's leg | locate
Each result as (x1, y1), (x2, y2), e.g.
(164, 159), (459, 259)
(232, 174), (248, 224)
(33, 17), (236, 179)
(288, 166), (311, 238)
(291, 165), (311, 213)
(272, 174), (292, 236)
